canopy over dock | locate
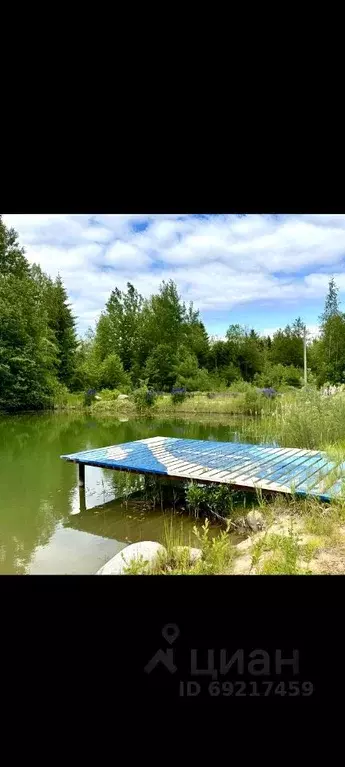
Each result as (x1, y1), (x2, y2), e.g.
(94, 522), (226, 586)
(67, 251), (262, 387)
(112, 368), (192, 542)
(61, 436), (345, 502)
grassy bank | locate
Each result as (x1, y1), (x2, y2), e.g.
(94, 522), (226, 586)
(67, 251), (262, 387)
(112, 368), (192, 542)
(116, 468), (345, 575)
(155, 393), (249, 415)
(53, 385), (345, 464)
(244, 387), (345, 450)
(33, 383), (345, 574)
(123, 492), (345, 575)
(54, 386), (345, 454)
(53, 387), (275, 417)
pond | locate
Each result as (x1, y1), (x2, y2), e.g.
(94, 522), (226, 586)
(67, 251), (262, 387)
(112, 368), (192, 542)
(0, 412), (257, 574)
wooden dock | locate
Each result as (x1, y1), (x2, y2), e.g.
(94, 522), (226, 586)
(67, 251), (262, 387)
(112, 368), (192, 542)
(60, 436), (345, 502)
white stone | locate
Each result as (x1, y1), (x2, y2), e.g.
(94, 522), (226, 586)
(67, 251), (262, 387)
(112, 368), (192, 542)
(173, 546), (202, 564)
(232, 553), (253, 575)
(236, 537), (254, 552)
(117, 394), (129, 400)
(97, 541), (166, 575)
(246, 510), (265, 532)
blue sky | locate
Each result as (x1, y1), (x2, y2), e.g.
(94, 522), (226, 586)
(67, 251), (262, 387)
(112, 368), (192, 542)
(4, 213), (345, 339)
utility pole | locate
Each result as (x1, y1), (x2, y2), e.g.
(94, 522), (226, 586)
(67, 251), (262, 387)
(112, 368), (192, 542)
(303, 325), (307, 386)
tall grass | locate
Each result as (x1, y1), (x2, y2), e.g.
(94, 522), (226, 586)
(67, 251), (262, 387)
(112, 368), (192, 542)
(155, 391), (274, 416)
(245, 387), (345, 450)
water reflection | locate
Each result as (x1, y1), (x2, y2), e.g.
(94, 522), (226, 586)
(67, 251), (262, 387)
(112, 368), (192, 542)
(0, 412), (257, 574)
(28, 524), (127, 575)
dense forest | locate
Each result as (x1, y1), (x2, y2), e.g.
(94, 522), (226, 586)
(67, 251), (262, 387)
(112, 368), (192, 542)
(1, 215), (345, 411)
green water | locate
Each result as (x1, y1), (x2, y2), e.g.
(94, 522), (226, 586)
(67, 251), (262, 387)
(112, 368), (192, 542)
(0, 412), (253, 575)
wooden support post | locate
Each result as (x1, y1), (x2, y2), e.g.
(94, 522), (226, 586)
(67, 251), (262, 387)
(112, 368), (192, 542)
(78, 463), (85, 487)
(79, 485), (86, 513)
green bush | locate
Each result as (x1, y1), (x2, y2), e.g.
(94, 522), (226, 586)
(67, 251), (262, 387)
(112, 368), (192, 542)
(133, 380), (157, 412)
(254, 363), (303, 389)
(208, 375), (229, 391)
(176, 368), (213, 392)
(120, 384), (132, 395)
(99, 353), (131, 390)
(185, 482), (207, 517)
(83, 388), (97, 407)
(228, 380), (253, 394)
(51, 381), (69, 407)
(243, 389), (268, 415)
(99, 388), (121, 401)
(171, 387), (187, 405)
(185, 482), (239, 519)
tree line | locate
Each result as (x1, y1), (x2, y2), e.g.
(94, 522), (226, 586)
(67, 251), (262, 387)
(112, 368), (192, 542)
(1, 215), (344, 411)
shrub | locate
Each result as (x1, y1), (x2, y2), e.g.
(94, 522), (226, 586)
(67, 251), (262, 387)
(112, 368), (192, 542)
(208, 374), (229, 391)
(254, 363), (303, 389)
(51, 381), (69, 407)
(98, 353), (130, 390)
(83, 388), (97, 407)
(99, 388), (121, 401)
(120, 384), (132, 395)
(228, 380), (253, 394)
(185, 482), (207, 517)
(185, 481), (239, 520)
(191, 518), (233, 574)
(171, 387), (187, 405)
(176, 368), (213, 392)
(243, 388), (268, 415)
(257, 387), (277, 398)
(133, 380), (157, 412)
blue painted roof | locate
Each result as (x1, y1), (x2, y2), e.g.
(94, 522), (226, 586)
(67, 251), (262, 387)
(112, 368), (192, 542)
(61, 436), (344, 501)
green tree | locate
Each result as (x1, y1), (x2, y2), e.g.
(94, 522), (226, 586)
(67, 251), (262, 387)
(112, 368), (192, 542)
(207, 338), (233, 373)
(31, 265), (77, 386)
(174, 349), (203, 389)
(48, 275), (77, 387)
(0, 275), (57, 410)
(175, 349), (212, 390)
(144, 344), (178, 391)
(0, 219), (58, 411)
(319, 314), (345, 384)
(320, 276), (340, 325)
(269, 318), (305, 368)
(317, 278), (345, 384)
(99, 353), (130, 390)
(95, 282), (144, 378)
(237, 330), (264, 381)
(70, 329), (100, 391)
(223, 325), (264, 382)
(146, 280), (186, 349)
(0, 215), (30, 279)
(182, 303), (209, 367)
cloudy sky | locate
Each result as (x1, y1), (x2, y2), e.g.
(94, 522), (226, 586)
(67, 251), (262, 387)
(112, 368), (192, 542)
(3, 213), (345, 339)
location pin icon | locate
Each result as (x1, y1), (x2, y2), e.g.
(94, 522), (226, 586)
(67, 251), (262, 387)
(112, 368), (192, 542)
(162, 624), (180, 644)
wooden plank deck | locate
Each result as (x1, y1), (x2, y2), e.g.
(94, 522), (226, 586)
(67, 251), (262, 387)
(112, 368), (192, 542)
(60, 436), (345, 502)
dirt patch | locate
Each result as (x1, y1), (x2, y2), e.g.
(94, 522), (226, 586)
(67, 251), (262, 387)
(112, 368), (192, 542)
(232, 553), (253, 575)
(230, 507), (345, 575)
(307, 546), (345, 574)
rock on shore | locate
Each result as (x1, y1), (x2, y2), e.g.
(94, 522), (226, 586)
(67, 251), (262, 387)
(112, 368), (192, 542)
(97, 541), (166, 574)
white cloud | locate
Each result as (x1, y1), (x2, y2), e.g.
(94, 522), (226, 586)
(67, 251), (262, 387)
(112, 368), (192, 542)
(3, 213), (345, 335)
(261, 324), (321, 340)
(23, 243), (103, 276)
(103, 241), (152, 269)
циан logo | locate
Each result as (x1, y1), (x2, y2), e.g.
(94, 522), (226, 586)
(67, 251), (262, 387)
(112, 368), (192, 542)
(144, 624), (180, 674)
